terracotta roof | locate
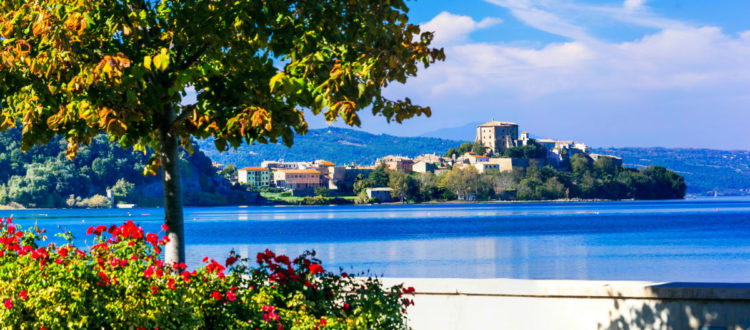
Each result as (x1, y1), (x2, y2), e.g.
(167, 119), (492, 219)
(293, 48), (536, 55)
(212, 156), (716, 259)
(478, 120), (517, 127)
(318, 161), (334, 166)
(239, 167), (269, 171)
(277, 169), (321, 174)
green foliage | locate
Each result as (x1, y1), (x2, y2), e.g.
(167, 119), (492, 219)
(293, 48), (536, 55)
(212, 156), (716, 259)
(111, 179), (136, 204)
(0, 128), (252, 208)
(369, 164), (391, 187)
(441, 166), (495, 201)
(0, 0), (443, 167)
(0, 218), (414, 328)
(470, 142), (487, 155)
(314, 187), (330, 198)
(354, 191), (375, 205)
(445, 142), (486, 158)
(387, 171), (419, 203)
(71, 194), (112, 208)
(502, 141), (547, 159)
(219, 165), (237, 181)
(352, 174), (375, 195)
(353, 153), (684, 203)
(593, 147), (750, 196)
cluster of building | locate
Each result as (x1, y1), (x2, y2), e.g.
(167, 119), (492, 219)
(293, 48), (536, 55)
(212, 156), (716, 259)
(236, 160), (375, 195)
(232, 120), (622, 196)
(476, 120), (622, 168)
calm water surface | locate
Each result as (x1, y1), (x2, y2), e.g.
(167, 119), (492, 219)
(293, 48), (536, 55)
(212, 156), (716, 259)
(5, 198), (750, 282)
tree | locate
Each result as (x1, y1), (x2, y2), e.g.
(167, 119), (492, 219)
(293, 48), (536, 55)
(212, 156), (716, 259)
(219, 164), (237, 181)
(369, 164), (391, 187)
(388, 170), (417, 203)
(0, 1), (443, 264)
(352, 174), (375, 195)
(470, 142), (487, 155)
(112, 178), (136, 204)
(314, 186), (330, 198)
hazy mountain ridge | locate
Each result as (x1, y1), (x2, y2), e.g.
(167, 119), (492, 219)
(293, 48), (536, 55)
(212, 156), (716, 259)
(196, 127), (459, 166)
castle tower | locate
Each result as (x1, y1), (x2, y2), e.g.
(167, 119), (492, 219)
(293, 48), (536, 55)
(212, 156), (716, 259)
(476, 120), (519, 154)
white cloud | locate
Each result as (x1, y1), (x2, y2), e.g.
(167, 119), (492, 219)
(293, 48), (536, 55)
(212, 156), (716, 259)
(421, 12), (502, 46)
(624, 0), (648, 10)
(383, 3), (750, 148)
(403, 2), (750, 97)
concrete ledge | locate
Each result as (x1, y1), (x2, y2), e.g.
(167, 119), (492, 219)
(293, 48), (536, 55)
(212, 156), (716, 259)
(381, 278), (750, 330)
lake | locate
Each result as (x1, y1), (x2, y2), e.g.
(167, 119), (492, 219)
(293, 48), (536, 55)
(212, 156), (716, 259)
(4, 198), (750, 282)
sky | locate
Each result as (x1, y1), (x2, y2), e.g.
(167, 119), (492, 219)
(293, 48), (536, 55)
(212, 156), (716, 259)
(305, 0), (750, 150)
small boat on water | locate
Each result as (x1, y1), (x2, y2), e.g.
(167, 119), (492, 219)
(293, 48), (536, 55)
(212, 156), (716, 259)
(116, 204), (136, 209)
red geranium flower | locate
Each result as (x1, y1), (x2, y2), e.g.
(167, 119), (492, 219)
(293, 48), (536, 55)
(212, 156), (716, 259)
(4, 299), (12, 309)
(146, 233), (158, 246)
(225, 256), (238, 266)
(18, 290), (27, 300)
(211, 291), (222, 301)
(309, 263), (325, 275)
(86, 226), (94, 235)
(226, 290), (236, 302)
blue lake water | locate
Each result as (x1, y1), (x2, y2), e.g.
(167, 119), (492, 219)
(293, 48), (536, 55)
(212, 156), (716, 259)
(4, 198), (750, 282)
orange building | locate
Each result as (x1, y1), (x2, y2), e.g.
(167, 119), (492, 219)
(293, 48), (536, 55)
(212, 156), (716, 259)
(273, 169), (324, 191)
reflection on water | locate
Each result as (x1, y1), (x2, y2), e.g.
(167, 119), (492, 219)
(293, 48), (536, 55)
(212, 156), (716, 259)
(4, 198), (750, 282)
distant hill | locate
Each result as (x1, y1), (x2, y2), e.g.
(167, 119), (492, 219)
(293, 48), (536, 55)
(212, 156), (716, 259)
(419, 122), (479, 141)
(198, 129), (750, 196)
(593, 147), (750, 196)
(196, 127), (459, 166)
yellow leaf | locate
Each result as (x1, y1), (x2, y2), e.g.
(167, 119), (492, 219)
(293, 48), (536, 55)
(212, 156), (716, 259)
(269, 72), (285, 92)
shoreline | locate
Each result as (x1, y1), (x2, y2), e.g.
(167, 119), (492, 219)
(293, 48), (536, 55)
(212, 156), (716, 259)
(0, 197), (720, 210)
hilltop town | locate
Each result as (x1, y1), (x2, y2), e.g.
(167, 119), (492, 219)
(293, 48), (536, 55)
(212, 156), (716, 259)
(225, 120), (656, 203)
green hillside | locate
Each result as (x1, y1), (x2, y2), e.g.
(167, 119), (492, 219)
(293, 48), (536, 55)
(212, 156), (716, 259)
(0, 127), (254, 208)
(594, 147), (750, 196)
(196, 127), (458, 166)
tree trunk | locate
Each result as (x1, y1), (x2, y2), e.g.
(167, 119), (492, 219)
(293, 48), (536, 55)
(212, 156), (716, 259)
(159, 106), (185, 265)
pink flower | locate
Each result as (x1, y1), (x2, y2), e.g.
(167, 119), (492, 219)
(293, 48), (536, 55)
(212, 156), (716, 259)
(226, 290), (236, 302)
(3, 299), (11, 309)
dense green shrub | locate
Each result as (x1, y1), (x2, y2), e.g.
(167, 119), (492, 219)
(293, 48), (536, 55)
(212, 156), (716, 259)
(0, 218), (414, 329)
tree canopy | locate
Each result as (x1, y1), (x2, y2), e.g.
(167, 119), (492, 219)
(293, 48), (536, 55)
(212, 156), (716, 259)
(0, 0), (444, 263)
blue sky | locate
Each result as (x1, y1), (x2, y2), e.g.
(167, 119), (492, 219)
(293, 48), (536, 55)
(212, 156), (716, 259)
(306, 0), (750, 149)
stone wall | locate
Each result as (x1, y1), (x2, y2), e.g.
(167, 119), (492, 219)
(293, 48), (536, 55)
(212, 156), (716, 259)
(381, 278), (750, 330)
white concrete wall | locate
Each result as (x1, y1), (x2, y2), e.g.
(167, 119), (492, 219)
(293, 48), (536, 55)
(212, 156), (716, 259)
(381, 278), (750, 330)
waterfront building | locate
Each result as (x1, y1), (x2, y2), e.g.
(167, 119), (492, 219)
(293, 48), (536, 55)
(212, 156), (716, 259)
(366, 187), (395, 202)
(273, 169), (324, 192)
(237, 167), (272, 187)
